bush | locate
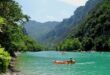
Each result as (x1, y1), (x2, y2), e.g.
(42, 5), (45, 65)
(0, 48), (11, 72)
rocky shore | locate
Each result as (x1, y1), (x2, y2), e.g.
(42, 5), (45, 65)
(0, 71), (19, 75)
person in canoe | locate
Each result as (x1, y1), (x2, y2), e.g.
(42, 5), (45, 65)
(69, 58), (73, 63)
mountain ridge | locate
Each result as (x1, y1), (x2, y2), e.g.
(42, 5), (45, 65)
(24, 20), (59, 41)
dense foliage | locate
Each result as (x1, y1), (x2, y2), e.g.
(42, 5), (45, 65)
(56, 38), (82, 51)
(0, 47), (11, 72)
(0, 0), (42, 72)
(57, 0), (110, 51)
(0, 0), (42, 53)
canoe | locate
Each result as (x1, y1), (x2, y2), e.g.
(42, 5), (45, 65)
(54, 60), (76, 64)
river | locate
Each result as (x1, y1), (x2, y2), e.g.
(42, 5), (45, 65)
(16, 51), (110, 75)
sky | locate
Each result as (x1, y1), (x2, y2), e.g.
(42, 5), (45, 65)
(16, 0), (88, 23)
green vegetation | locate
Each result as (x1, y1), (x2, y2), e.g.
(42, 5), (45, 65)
(0, 0), (42, 52)
(0, 0), (42, 72)
(57, 0), (110, 51)
(0, 47), (11, 73)
(57, 38), (82, 51)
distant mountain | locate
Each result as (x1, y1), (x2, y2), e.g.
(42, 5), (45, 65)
(42, 0), (102, 47)
(24, 20), (59, 42)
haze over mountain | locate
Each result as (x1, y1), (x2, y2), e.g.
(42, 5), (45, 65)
(24, 21), (59, 41)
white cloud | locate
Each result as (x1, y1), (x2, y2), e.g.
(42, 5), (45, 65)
(58, 0), (88, 6)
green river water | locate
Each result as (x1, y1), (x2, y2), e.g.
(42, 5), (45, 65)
(16, 51), (110, 75)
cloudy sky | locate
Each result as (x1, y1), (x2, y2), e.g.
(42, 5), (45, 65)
(16, 0), (88, 23)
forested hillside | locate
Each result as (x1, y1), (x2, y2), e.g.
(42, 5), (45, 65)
(57, 0), (110, 51)
(42, 0), (102, 47)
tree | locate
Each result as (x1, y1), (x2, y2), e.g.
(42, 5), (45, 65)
(0, 0), (29, 24)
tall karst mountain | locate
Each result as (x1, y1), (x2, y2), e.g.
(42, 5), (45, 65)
(57, 0), (110, 51)
(41, 0), (102, 47)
